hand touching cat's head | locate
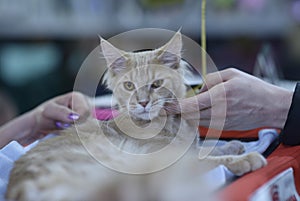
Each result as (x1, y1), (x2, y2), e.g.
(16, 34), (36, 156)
(101, 31), (187, 121)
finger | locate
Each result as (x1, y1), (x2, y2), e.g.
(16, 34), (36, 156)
(180, 90), (211, 113)
(53, 93), (71, 106)
(203, 68), (238, 90)
(70, 92), (91, 117)
(198, 83), (208, 93)
(55, 121), (71, 129)
(54, 92), (91, 119)
(42, 103), (79, 123)
(165, 91), (211, 115)
(202, 71), (224, 90)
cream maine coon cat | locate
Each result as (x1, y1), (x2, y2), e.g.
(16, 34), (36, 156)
(6, 31), (267, 201)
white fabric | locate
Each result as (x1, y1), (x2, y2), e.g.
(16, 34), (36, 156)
(0, 129), (278, 200)
(202, 129), (278, 190)
(0, 136), (50, 200)
(0, 141), (27, 199)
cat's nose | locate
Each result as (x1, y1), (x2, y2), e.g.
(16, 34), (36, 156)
(139, 101), (149, 108)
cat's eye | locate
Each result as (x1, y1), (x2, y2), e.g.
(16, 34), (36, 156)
(151, 79), (163, 89)
(124, 81), (135, 91)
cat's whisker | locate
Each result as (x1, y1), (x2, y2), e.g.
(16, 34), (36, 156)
(154, 98), (178, 105)
(6, 32), (267, 201)
(162, 107), (179, 114)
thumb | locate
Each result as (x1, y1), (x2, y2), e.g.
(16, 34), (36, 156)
(179, 91), (211, 114)
(165, 91), (211, 115)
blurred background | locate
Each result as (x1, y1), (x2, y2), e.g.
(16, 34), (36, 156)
(0, 0), (300, 125)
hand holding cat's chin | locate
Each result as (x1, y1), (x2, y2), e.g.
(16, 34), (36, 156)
(161, 102), (180, 115)
(159, 107), (168, 117)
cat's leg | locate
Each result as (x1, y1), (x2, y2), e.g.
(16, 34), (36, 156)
(218, 140), (245, 155)
(202, 140), (245, 156)
(202, 152), (267, 176)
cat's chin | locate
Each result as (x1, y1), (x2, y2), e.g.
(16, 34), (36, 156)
(133, 112), (153, 121)
(131, 111), (160, 121)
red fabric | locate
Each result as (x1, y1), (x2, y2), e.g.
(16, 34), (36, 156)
(199, 126), (281, 139)
(219, 144), (300, 201)
(199, 127), (263, 139)
(94, 110), (300, 200)
(200, 127), (300, 200)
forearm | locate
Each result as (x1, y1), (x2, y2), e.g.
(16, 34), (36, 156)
(0, 91), (91, 149)
(0, 111), (35, 149)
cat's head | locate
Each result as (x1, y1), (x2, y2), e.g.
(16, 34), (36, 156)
(101, 31), (187, 121)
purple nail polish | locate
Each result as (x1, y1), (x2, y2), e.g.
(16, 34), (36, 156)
(63, 123), (71, 128)
(55, 122), (63, 129)
(56, 122), (70, 129)
(69, 113), (79, 120)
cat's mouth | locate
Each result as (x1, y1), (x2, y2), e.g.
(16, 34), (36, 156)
(135, 111), (151, 120)
(128, 100), (169, 121)
(131, 107), (161, 121)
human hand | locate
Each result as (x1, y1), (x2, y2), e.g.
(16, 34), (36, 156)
(167, 68), (293, 130)
(18, 91), (91, 145)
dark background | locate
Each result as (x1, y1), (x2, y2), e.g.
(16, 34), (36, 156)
(0, 0), (300, 124)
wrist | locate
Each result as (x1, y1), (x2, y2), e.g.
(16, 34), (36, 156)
(269, 87), (293, 129)
(0, 109), (36, 148)
(11, 110), (36, 142)
(281, 83), (300, 145)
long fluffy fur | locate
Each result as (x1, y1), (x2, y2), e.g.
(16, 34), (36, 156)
(6, 32), (266, 201)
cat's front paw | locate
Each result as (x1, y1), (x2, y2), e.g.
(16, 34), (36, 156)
(224, 140), (245, 155)
(228, 152), (267, 176)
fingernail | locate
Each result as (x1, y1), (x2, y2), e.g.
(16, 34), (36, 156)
(55, 122), (63, 129)
(56, 122), (71, 129)
(69, 113), (79, 120)
(63, 123), (71, 128)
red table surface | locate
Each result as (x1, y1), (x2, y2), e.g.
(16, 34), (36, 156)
(94, 109), (299, 200)
(199, 126), (300, 201)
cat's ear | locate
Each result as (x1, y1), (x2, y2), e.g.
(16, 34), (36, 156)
(157, 31), (182, 69)
(100, 37), (128, 73)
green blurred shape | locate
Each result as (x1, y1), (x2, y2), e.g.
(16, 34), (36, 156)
(212, 0), (236, 10)
(140, 0), (184, 8)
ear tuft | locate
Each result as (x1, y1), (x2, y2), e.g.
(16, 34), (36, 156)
(100, 38), (127, 73)
(157, 31), (182, 69)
